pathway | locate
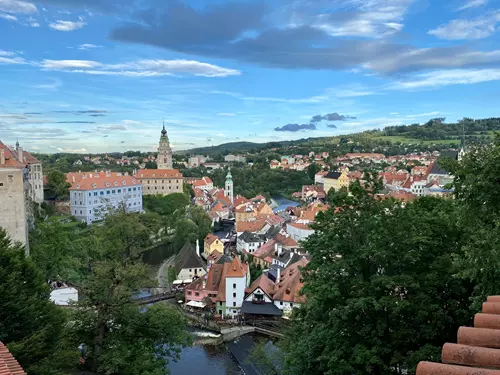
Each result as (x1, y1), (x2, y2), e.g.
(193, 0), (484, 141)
(156, 255), (175, 295)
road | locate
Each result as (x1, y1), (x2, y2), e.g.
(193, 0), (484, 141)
(156, 255), (175, 295)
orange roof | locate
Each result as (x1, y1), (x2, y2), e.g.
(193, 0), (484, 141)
(6, 146), (40, 165)
(193, 188), (205, 198)
(236, 218), (266, 233)
(212, 201), (227, 212)
(0, 341), (27, 375)
(246, 273), (275, 297)
(275, 233), (298, 247)
(253, 240), (277, 259)
(273, 258), (308, 303)
(0, 142), (24, 169)
(192, 176), (213, 187)
(386, 191), (417, 202)
(234, 195), (249, 207)
(225, 256), (246, 278)
(288, 221), (312, 231)
(344, 153), (385, 159)
(216, 258), (248, 302)
(205, 233), (220, 246)
(68, 172), (140, 190)
(136, 169), (183, 179)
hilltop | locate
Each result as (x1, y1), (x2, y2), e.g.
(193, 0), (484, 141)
(181, 117), (500, 155)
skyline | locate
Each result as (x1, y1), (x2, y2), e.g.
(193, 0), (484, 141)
(0, 0), (499, 153)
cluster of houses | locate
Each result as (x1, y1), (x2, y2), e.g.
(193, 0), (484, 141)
(270, 151), (330, 171)
(293, 151), (459, 203)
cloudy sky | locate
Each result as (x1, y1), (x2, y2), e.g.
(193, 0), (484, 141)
(1, 0), (499, 153)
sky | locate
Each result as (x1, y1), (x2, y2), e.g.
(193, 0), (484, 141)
(1, 0), (500, 153)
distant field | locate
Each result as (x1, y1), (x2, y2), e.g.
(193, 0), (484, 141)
(374, 135), (461, 145)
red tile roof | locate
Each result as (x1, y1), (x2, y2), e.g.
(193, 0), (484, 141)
(246, 273), (275, 298)
(416, 296), (500, 375)
(0, 342), (27, 375)
(273, 258), (308, 304)
(67, 172), (140, 190)
(136, 169), (183, 179)
(205, 233), (220, 246)
(344, 153), (385, 159)
(0, 142), (24, 169)
(225, 256), (247, 278)
(236, 218), (266, 233)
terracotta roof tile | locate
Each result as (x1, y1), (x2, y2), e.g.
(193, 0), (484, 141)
(416, 296), (500, 375)
(0, 142), (24, 169)
(205, 233), (220, 246)
(67, 172), (140, 190)
(273, 258), (308, 304)
(0, 342), (27, 375)
(245, 273), (275, 298)
(236, 218), (266, 233)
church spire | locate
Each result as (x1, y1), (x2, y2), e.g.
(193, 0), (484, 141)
(157, 122), (173, 169)
(161, 121), (167, 137)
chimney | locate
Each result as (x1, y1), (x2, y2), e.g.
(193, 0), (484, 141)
(0, 148), (4, 165)
(72, 175), (75, 183)
(17, 146), (23, 164)
(105, 170), (110, 177)
(202, 276), (206, 289)
(89, 173), (93, 178)
(276, 266), (281, 281)
(196, 239), (200, 255)
(277, 243), (283, 256)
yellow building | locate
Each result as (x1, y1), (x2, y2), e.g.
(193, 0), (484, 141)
(234, 201), (273, 223)
(203, 233), (224, 259)
(323, 170), (350, 193)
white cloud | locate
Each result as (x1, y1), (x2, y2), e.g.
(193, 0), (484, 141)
(405, 111), (440, 118)
(457, 0), (487, 11)
(0, 55), (26, 64)
(56, 147), (87, 153)
(0, 0), (36, 14)
(41, 59), (101, 69)
(41, 58), (241, 78)
(390, 112), (399, 115)
(122, 120), (141, 125)
(389, 69), (500, 89)
(49, 20), (86, 31)
(428, 12), (500, 40)
(335, 88), (376, 98)
(26, 16), (38, 27)
(217, 113), (236, 116)
(32, 78), (62, 90)
(77, 43), (102, 50)
(0, 13), (16, 20)
(0, 49), (13, 56)
(243, 95), (327, 103)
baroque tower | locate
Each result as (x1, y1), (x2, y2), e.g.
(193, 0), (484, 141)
(225, 168), (234, 204)
(157, 123), (173, 169)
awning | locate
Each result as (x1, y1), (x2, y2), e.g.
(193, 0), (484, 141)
(183, 279), (193, 284)
(172, 280), (183, 285)
(186, 300), (206, 308)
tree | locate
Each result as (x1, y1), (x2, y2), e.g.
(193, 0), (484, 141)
(189, 205), (212, 242)
(66, 211), (191, 374)
(47, 169), (71, 200)
(143, 193), (190, 216)
(0, 228), (78, 375)
(325, 186), (349, 206)
(307, 163), (321, 180)
(446, 135), (500, 305)
(282, 187), (472, 375)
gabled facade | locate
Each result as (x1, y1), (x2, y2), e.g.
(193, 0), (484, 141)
(203, 233), (224, 259)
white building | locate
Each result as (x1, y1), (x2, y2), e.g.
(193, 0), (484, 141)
(286, 221), (314, 242)
(224, 257), (249, 317)
(189, 155), (209, 167)
(68, 171), (143, 224)
(237, 231), (265, 254)
(225, 154), (246, 163)
(175, 240), (206, 281)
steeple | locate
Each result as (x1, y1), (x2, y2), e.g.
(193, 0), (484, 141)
(161, 121), (167, 137)
(225, 168), (234, 204)
(15, 140), (19, 150)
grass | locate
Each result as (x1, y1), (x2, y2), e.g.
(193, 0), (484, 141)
(373, 135), (461, 145)
(167, 267), (177, 284)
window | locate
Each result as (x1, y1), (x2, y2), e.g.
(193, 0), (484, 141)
(233, 283), (236, 289)
(195, 292), (200, 297)
(219, 310), (222, 315)
(100, 191), (104, 195)
(290, 302), (294, 307)
(233, 292), (236, 298)
(133, 187), (137, 191)
(189, 269), (192, 272)
(187, 291), (192, 295)
(89, 193), (91, 197)
(94, 192), (97, 196)
(280, 301), (283, 306)
(0, 182), (3, 187)
(233, 302), (236, 307)
(112, 190), (115, 194)
(107, 191), (110, 195)
(80, 210), (82, 214)
(118, 189), (121, 193)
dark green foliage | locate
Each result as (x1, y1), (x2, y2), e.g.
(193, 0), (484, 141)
(0, 228), (78, 375)
(283, 187), (473, 375)
(143, 193), (190, 216)
(46, 169), (71, 200)
(446, 135), (500, 306)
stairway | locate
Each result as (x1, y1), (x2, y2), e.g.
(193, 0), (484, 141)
(417, 296), (500, 374)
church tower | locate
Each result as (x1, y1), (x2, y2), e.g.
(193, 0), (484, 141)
(225, 168), (234, 204)
(157, 123), (173, 169)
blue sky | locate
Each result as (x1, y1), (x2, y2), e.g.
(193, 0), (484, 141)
(1, 0), (500, 153)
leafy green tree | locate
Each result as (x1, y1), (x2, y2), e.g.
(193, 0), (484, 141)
(283, 188), (472, 375)
(0, 228), (78, 375)
(66, 211), (191, 374)
(47, 169), (71, 200)
(446, 135), (500, 305)
(325, 186), (349, 206)
(143, 193), (190, 216)
(189, 205), (212, 242)
(307, 163), (321, 180)
(145, 161), (157, 169)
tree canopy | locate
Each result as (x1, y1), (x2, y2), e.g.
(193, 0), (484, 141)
(46, 169), (71, 200)
(283, 186), (473, 375)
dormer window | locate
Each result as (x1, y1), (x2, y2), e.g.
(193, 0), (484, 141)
(92, 183), (97, 188)
(114, 181), (118, 186)
(76, 184), (80, 188)
(105, 182), (110, 187)
(122, 181), (126, 185)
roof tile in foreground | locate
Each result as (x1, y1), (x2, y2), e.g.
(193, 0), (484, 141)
(0, 342), (27, 375)
(416, 296), (500, 375)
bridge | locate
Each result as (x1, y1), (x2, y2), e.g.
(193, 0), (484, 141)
(135, 291), (177, 305)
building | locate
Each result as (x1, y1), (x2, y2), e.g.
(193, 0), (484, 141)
(185, 255), (250, 318)
(188, 155), (209, 167)
(137, 125), (184, 195)
(175, 241), (207, 281)
(157, 123), (173, 169)
(8, 141), (44, 203)
(203, 233), (224, 259)
(427, 150), (458, 186)
(272, 258), (308, 314)
(225, 154), (247, 163)
(191, 176), (213, 191)
(242, 273), (283, 320)
(0, 341), (27, 375)
(0, 143), (29, 249)
(237, 231), (265, 254)
(67, 171), (143, 224)
(224, 169), (234, 204)
(286, 221), (314, 242)
(315, 171), (328, 185)
(323, 170), (349, 193)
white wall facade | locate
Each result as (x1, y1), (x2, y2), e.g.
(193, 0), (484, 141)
(236, 238), (264, 254)
(245, 287), (273, 303)
(70, 184), (143, 224)
(0, 168), (28, 247)
(177, 267), (206, 281)
(28, 163), (44, 203)
(286, 223), (314, 242)
(274, 300), (301, 312)
(225, 275), (246, 317)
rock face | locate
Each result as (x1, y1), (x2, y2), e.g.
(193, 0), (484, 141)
(416, 296), (500, 375)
